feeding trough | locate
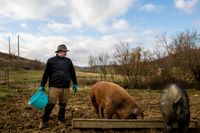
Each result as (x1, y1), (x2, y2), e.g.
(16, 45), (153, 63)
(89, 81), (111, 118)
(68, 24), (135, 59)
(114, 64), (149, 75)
(72, 119), (199, 129)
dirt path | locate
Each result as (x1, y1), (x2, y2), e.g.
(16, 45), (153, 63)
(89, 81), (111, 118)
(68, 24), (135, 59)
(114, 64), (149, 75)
(0, 88), (199, 133)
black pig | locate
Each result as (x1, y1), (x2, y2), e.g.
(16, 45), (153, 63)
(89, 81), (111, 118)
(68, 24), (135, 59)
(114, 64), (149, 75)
(160, 83), (190, 133)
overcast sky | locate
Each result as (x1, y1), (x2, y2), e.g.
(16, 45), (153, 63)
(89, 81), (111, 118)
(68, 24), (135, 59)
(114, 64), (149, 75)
(0, 0), (200, 66)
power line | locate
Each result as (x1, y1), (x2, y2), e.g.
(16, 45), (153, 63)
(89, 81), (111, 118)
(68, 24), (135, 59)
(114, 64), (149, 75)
(17, 35), (19, 57)
(8, 36), (11, 54)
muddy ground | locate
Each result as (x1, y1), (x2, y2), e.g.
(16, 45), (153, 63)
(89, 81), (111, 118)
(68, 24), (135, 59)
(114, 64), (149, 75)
(0, 87), (200, 133)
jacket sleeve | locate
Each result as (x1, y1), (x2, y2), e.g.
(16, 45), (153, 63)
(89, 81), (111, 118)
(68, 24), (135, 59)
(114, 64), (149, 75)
(40, 59), (50, 87)
(70, 61), (77, 85)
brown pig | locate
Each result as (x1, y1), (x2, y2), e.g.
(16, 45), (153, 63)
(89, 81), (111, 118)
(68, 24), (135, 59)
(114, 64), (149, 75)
(90, 81), (144, 119)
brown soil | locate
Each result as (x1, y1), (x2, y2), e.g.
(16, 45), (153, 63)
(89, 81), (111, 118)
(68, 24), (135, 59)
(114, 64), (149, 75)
(0, 88), (199, 133)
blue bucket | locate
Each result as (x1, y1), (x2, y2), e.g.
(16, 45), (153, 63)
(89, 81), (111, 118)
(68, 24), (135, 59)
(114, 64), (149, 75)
(28, 88), (48, 110)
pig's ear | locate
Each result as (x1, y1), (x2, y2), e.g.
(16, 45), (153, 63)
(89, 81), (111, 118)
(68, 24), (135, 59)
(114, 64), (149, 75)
(173, 96), (183, 110)
(133, 108), (139, 114)
(132, 108), (144, 119)
(129, 111), (137, 119)
(175, 96), (183, 104)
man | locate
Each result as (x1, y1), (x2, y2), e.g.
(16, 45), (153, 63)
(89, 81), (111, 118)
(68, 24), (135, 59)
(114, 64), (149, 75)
(39, 44), (78, 129)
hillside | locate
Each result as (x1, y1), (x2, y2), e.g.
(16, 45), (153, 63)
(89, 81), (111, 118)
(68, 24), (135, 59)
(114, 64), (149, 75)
(0, 52), (44, 70)
(0, 52), (93, 72)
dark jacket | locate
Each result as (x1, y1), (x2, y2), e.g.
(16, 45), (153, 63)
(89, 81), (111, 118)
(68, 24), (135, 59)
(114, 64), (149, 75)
(41, 55), (77, 88)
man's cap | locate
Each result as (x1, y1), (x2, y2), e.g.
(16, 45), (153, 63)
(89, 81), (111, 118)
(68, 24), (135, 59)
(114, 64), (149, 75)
(55, 44), (69, 53)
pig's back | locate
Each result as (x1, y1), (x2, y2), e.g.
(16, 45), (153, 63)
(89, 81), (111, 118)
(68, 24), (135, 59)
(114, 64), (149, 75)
(161, 84), (189, 108)
(90, 81), (133, 105)
(160, 83), (190, 117)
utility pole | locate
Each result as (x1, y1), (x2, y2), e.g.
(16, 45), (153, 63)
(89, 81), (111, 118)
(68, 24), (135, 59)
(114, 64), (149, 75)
(8, 36), (11, 54)
(17, 35), (19, 57)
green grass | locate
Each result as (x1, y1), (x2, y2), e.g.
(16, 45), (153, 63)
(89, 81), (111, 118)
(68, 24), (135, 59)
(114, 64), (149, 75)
(0, 70), (100, 82)
(9, 70), (43, 83)
(0, 70), (43, 85)
(0, 70), (102, 89)
(0, 85), (38, 99)
(0, 86), (13, 98)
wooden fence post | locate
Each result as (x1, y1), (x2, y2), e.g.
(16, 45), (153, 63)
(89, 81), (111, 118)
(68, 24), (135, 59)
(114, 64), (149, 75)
(4, 68), (9, 88)
(4, 69), (6, 84)
(7, 69), (9, 88)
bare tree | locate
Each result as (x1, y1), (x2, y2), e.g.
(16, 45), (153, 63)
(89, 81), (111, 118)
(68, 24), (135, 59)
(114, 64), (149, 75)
(112, 42), (152, 88)
(155, 33), (174, 76)
(88, 55), (97, 72)
(172, 30), (199, 53)
(170, 30), (200, 84)
(87, 30), (200, 89)
(88, 53), (110, 80)
(96, 53), (110, 80)
(152, 30), (200, 88)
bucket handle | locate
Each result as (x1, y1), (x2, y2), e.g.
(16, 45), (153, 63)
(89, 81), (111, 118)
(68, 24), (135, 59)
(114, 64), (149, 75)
(38, 86), (44, 92)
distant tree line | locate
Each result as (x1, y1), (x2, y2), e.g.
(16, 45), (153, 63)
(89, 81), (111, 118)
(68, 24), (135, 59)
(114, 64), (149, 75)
(88, 30), (200, 89)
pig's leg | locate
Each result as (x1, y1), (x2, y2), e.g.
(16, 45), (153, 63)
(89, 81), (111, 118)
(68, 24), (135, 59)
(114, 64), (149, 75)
(181, 126), (189, 133)
(164, 121), (172, 133)
(178, 121), (189, 133)
(106, 111), (114, 119)
(106, 107), (114, 119)
(116, 113), (120, 119)
(94, 104), (100, 117)
(92, 101), (100, 117)
(91, 95), (100, 117)
(100, 108), (105, 118)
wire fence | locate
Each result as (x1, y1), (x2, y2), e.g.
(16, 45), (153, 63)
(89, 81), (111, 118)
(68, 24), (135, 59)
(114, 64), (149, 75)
(0, 69), (10, 88)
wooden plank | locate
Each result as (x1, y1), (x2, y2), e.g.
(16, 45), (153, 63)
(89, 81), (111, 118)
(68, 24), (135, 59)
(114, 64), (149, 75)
(72, 119), (199, 129)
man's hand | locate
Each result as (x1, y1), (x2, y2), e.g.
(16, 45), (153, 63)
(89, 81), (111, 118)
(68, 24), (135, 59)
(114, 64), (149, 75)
(73, 84), (78, 93)
(39, 86), (45, 91)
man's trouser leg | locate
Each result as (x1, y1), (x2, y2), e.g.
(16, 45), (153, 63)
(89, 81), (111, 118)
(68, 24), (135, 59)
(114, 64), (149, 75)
(42, 87), (58, 123)
(58, 89), (69, 122)
(42, 103), (55, 122)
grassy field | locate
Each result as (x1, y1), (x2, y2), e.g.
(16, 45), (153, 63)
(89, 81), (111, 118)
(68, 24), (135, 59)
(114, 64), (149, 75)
(0, 87), (10, 98)
(0, 70), (99, 83)
(0, 70), (100, 98)
(0, 70), (99, 86)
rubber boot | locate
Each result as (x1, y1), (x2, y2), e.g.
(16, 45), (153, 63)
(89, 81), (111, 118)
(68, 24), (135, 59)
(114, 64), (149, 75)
(58, 103), (66, 122)
(39, 121), (47, 130)
(42, 103), (55, 123)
